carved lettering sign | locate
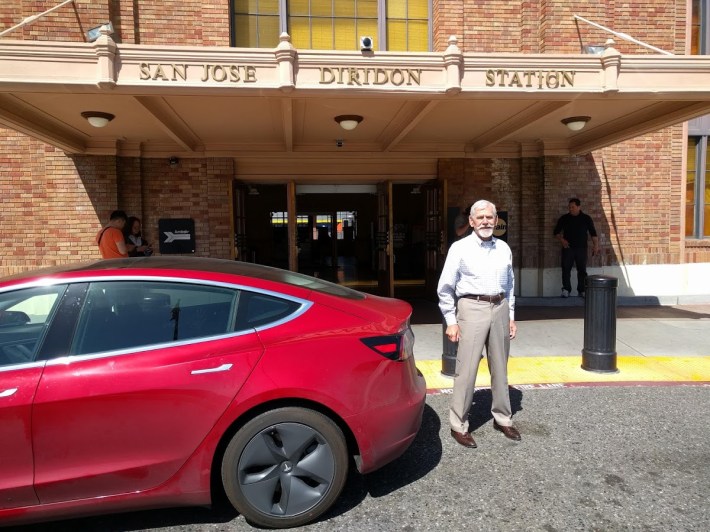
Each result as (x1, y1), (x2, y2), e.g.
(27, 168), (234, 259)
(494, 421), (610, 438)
(485, 69), (576, 89)
(137, 63), (577, 90)
(139, 63), (257, 83)
(318, 67), (422, 86)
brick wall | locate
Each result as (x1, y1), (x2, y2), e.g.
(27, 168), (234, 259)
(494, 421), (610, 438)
(0, 131), (114, 276)
(137, 158), (233, 259)
(433, 1), (685, 54)
(0, 0), (230, 45)
(438, 122), (685, 273)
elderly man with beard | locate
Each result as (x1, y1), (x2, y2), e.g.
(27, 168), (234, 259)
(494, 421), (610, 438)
(437, 199), (520, 448)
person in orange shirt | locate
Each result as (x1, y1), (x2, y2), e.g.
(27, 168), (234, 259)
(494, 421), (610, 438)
(96, 210), (129, 259)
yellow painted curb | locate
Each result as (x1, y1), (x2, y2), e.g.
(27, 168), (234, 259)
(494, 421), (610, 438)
(416, 356), (710, 389)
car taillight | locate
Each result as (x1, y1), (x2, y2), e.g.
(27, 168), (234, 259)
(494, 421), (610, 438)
(361, 332), (412, 361)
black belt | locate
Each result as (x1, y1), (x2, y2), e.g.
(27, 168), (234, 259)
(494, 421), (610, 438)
(461, 293), (504, 303)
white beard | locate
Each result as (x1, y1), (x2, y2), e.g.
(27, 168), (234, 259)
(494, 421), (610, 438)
(478, 227), (494, 238)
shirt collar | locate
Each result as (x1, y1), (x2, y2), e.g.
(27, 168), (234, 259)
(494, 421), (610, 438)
(471, 232), (496, 247)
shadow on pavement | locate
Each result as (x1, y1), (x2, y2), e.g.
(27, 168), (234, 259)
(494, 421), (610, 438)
(310, 404), (442, 522)
(467, 387), (524, 432)
(365, 403), (442, 497)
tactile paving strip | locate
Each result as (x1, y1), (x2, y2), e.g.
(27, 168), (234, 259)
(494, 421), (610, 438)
(417, 356), (710, 391)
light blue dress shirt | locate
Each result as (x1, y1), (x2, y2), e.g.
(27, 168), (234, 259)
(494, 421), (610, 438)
(437, 232), (515, 325)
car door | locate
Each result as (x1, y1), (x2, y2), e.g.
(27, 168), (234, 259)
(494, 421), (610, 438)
(31, 280), (265, 503)
(0, 284), (67, 509)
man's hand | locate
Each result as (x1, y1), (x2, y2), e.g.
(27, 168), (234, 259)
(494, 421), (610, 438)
(445, 324), (460, 342)
(509, 320), (517, 339)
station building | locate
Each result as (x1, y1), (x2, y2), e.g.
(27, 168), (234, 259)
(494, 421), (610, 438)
(1, 0), (709, 301)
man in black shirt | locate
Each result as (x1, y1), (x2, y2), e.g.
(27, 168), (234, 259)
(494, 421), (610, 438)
(553, 198), (599, 298)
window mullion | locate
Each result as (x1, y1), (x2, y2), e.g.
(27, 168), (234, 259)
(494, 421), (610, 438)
(700, 136), (708, 237)
(280, 0), (287, 34)
(378, 0), (386, 50)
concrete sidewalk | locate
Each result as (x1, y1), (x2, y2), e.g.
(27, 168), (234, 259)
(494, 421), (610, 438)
(409, 299), (710, 390)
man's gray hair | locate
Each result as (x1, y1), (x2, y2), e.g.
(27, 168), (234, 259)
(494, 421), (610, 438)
(469, 199), (497, 218)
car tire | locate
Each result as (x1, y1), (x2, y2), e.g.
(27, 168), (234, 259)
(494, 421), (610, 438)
(221, 407), (348, 528)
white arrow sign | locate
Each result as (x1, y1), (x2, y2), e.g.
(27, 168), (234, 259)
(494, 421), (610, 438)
(164, 231), (191, 243)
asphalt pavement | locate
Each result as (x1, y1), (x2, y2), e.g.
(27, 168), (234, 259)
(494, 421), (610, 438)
(12, 387), (709, 532)
(8, 298), (710, 532)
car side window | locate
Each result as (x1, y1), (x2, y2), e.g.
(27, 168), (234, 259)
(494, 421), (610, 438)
(235, 291), (301, 330)
(71, 281), (239, 356)
(0, 285), (66, 367)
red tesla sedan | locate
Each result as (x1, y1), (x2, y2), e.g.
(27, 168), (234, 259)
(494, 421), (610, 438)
(0, 257), (426, 528)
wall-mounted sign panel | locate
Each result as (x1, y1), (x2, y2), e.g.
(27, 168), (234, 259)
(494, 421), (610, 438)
(158, 218), (195, 254)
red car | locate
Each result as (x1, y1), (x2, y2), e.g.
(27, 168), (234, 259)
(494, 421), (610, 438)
(0, 257), (426, 528)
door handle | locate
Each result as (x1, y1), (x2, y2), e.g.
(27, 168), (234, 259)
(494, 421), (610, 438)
(0, 388), (18, 398)
(191, 363), (233, 375)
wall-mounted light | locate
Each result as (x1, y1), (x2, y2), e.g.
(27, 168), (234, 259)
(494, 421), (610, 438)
(582, 44), (605, 55)
(360, 36), (373, 52)
(169, 156), (179, 167)
(334, 115), (363, 131)
(81, 111), (115, 128)
(561, 116), (591, 131)
(86, 21), (114, 42)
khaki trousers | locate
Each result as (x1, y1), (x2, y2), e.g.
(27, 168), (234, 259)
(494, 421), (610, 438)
(450, 298), (513, 434)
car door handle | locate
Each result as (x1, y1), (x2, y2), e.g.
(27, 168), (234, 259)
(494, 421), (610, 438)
(0, 388), (18, 398)
(191, 363), (233, 375)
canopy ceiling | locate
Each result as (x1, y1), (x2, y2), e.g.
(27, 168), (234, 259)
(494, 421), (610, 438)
(1, 34), (709, 180)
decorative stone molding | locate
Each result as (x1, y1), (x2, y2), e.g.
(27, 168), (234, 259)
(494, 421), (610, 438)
(275, 32), (296, 93)
(443, 36), (462, 95)
(601, 38), (621, 93)
(93, 26), (117, 89)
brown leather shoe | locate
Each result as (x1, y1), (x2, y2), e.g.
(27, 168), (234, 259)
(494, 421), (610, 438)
(450, 429), (477, 448)
(493, 421), (521, 441)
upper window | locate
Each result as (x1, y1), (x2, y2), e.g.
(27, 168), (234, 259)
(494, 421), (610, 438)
(691, 0), (709, 54)
(687, 1), (710, 239)
(686, 137), (710, 238)
(0, 285), (66, 367)
(232, 0), (430, 51)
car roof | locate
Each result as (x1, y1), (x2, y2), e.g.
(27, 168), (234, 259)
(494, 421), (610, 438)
(0, 257), (365, 300)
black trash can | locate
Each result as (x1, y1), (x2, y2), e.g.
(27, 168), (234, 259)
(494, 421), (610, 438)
(441, 319), (457, 377)
(582, 274), (619, 373)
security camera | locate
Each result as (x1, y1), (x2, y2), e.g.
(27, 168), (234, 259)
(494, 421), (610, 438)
(360, 36), (373, 52)
(336, 139), (344, 148)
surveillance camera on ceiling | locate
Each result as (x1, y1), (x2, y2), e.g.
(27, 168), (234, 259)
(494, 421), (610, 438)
(360, 36), (373, 52)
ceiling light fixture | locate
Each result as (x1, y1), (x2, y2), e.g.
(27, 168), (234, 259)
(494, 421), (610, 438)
(81, 111), (115, 128)
(561, 116), (591, 131)
(335, 115), (363, 131)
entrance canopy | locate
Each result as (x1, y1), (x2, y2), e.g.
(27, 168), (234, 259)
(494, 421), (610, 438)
(1, 33), (710, 176)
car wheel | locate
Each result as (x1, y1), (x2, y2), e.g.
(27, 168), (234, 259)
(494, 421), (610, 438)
(221, 407), (348, 528)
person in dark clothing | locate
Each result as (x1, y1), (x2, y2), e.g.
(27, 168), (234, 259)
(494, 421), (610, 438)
(454, 203), (473, 239)
(553, 198), (599, 298)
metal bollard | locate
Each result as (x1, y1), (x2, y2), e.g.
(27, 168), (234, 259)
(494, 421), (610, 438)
(582, 274), (619, 373)
(441, 319), (457, 377)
